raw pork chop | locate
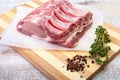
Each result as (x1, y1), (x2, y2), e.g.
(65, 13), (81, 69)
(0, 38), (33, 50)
(17, 0), (93, 48)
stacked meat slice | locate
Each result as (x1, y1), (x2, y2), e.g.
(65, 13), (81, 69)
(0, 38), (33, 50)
(17, 0), (93, 48)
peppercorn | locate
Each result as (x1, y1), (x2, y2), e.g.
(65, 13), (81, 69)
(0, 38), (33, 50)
(85, 55), (88, 57)
(66, 54), (89, 72)
(87, 65), (90, 68)
(80, 75), (83, 78)
(91, 60), (94, 64)
(67, 58), (70, 62)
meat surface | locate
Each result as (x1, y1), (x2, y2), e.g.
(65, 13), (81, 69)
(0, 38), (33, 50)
(17, 0), (93, 48)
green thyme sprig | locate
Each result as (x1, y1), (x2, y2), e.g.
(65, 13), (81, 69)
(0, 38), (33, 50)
(89, 26), (111, 65)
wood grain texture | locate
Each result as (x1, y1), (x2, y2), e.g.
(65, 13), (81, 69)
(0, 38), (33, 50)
(0, 0), (120, 80)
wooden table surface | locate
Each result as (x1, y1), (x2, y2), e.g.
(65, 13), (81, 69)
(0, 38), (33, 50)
(0, 0), (120, 80)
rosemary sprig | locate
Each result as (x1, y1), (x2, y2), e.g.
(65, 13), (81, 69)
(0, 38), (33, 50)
(89, 26), (111, 65)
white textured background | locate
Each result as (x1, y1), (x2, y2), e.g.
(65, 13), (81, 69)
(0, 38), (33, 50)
(0, 0), (120, 80)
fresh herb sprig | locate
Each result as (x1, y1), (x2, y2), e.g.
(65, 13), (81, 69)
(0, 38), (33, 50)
(89, 26), (111, 65)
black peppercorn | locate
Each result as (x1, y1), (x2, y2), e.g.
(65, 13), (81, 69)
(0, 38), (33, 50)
(91, 60), (94, 64)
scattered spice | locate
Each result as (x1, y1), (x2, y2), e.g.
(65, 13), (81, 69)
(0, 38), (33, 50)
(91, 60), (94, 64)
(87, 65), (90, 68)
(66, 55), (89, 72)
(80, 75), (83, 78)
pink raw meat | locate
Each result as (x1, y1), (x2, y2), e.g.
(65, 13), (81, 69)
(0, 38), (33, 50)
(17, 0), (93, 48)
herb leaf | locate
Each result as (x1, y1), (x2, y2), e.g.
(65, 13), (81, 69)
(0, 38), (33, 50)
(89, 26), (111, 65)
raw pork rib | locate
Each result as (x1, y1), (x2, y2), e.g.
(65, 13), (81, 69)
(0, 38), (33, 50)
(17, 0), (93, 48)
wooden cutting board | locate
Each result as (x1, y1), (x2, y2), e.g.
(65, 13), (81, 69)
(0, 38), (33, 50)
(0, 0), (120, 80)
